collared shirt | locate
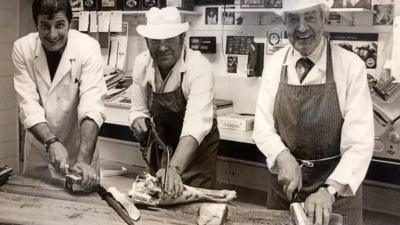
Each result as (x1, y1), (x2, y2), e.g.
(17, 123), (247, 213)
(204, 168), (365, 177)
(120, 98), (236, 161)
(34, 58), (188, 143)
(293, 37), (326, 65)
(129, 48), (216, 144)
(252, 42), (374, 196)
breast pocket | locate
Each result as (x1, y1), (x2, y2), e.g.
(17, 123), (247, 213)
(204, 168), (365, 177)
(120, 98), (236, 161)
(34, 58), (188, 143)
(58, 72), (79, 113)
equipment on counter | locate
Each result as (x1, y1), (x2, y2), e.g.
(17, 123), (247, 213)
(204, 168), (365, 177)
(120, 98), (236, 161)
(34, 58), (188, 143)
(372, 76), (400, 101)
(370, 76), (400, 162)
(0, 165), (13, 186)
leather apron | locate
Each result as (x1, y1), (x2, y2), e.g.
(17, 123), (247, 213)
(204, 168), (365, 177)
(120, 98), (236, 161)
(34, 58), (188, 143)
(266, 44), (362, 225)
(145, 53), (219, 189)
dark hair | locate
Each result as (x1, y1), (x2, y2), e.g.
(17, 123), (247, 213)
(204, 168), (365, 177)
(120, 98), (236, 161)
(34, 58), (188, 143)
(32, 0), (72, 26)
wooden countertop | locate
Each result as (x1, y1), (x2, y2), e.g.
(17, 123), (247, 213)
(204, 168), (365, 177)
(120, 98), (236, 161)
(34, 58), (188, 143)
(0, 175), (291, 225)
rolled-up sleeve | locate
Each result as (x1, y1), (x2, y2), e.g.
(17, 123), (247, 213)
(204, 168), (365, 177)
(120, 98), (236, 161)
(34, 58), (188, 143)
(128, 55), (151, 128)
(12, 41), (47, 129)
(327, 57), (374, 196)
(180, 57), (214, 144)
(78, 42), (107, 128)
(252, 57), (288, 173)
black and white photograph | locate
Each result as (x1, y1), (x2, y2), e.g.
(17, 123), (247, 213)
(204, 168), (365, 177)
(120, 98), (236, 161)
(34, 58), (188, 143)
(205, 7), (218, 25)
(222, 12), (235, 25)
(372, 0), (394, 25)
(1, 1), (399, 225)
(330, 32), (379, 70)
(265, 0), (283, 8)
(101, 0), (116, 7)
(70, 0), (84, 11)
(227, 55), (238, 73)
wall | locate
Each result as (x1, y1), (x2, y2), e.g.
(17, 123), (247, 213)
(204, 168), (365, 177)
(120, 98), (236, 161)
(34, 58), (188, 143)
(120, 2), (396, 115)
(0, 0), (19, 171)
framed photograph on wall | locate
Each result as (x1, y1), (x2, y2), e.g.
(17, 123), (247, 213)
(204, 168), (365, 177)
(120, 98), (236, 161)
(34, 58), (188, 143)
(205, 7), (218, 25)
(101, 0), (119, 10)
(70, 0), (84, 11)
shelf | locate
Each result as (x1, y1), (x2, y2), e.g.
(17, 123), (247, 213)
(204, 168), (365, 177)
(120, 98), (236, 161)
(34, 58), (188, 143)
(121, 10), (201, 16)
(224, 7), (371, 13)
(331, 8), (371, 12)
(73, 10), (201, 17)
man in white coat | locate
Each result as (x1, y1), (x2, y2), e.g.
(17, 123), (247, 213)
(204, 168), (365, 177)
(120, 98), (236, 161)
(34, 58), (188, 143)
(13, 0), (106, 190)
(253, 1), (374, 225)
(129, 7), (219, 198)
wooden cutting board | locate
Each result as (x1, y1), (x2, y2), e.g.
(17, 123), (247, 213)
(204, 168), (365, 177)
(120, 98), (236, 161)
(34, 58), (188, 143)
(0, 175), (292, 225)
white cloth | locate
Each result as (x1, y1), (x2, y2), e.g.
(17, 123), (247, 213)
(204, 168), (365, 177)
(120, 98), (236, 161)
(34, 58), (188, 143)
(252, 43), (374, 196)
(129, 48), (216, 144)
(13, 30), (107, 178)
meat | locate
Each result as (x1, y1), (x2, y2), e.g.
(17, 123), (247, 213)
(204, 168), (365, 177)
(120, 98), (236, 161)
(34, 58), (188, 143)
(197, 203), (228, 225)
(128, 173), (237, 206)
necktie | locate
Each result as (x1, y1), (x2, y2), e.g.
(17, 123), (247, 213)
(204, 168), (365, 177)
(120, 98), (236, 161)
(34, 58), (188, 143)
(296, 57), (314, 83)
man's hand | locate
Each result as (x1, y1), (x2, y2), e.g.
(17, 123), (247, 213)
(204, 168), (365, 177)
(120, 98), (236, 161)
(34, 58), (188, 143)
(70, 161), (99, 190)
(156, 167), (183, 198)
(304, 187), (335, 225)
(48, 142), (69, 174)
(132, 117), (149, 143)
(275, 150), (302, 201)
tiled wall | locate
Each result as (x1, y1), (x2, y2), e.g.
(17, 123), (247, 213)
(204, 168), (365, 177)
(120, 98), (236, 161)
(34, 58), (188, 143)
(0, 0), (19, 171)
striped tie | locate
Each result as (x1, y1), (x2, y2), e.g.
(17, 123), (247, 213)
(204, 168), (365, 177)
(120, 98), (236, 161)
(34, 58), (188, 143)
(296, 57), (314, 83)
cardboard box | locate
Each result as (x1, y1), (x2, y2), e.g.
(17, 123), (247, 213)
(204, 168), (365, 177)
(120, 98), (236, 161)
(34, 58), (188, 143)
(217, 113), (254, 131)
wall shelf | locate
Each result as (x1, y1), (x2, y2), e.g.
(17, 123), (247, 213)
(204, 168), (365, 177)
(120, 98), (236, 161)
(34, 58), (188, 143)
(73, 10), (201, 18)
(122, 10), (201, 16)
(224, 7), (371, 13)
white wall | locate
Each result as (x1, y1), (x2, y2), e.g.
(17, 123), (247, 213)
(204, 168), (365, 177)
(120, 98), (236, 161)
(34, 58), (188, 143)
(120, 3), (395, 115)
(0, 0), (19, 172)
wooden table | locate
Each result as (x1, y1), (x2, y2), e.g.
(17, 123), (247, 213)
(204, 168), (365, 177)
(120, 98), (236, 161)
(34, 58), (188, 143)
(0, 175), (292, 225)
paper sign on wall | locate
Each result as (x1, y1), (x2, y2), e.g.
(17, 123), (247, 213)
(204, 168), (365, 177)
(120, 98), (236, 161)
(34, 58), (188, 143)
(110, 11), (123, 32)
(98, 11), (111, 32)
(78, 11), (89, 31)
(89, 11), (98, 32)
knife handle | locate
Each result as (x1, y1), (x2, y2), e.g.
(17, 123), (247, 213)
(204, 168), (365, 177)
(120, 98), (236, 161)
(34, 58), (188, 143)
(97, 186), (135, 225)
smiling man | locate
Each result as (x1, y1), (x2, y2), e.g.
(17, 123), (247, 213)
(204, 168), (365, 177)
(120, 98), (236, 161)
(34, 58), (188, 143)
(129, 7), (219, 198)
(253, 1), (374, 225)
(12, 0), (106, 190)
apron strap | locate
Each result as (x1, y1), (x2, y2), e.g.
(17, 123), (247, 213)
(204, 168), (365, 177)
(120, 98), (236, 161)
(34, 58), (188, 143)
(279, 48), (291, 83)
(326, 42), (335, 84)
(179, 48), (187, 86)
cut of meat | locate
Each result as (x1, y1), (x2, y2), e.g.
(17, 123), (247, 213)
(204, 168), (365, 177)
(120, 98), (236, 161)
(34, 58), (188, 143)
(128, 173), (237, 206)
(197, 203), (228, 225)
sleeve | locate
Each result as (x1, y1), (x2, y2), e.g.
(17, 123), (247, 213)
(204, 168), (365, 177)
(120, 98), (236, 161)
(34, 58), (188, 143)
(77, 41), (107, 128)
(327, 56), (374, 196)
(128, 56), (151, 128)
(180, 57), (214, 144)
(12, 41), (47, 129)
(252, 56), (288, 173)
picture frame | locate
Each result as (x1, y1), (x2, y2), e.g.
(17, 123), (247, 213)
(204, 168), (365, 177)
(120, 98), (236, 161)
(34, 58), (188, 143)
(70, 0), (84, 11)
(101, 0), (119, 10)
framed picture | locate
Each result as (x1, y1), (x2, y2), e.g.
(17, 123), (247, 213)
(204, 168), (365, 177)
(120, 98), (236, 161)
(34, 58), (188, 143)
(101, 0), (119, 10)
(205, 7), (218, 25)
(121, 0), (140, 10)
(83, 0), (100, 11)
(70, 0), (84, 11)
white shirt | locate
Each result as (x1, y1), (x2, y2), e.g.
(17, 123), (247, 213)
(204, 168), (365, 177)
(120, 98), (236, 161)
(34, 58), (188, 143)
(129, 48), (216, 144)
(252, 42), (374, 196)
(13, 29), (106, 130)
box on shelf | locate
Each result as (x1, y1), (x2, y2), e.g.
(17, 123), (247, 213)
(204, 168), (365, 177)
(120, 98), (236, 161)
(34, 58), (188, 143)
(217, 113), (255, 131)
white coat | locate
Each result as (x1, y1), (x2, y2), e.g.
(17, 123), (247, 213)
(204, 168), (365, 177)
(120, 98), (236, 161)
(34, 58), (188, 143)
(253, 43), (374, 196)
(12, 30), (107, 181)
